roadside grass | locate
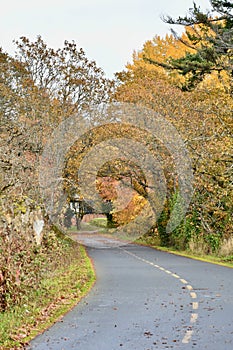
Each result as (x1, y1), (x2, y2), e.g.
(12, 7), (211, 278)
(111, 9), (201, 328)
(136, 235), (233, 268)
(80, 221), (136, 243)
(0, 244), (95, 350)
(74, 220), (233, 268)
(88, 218), (108, 228)
(71, 219), (233, 269)
(67, 220), (108, 233)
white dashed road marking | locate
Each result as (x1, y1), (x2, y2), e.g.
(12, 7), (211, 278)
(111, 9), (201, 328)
(192, 302), (199, 310)
(121, 248), (199, 346)
(182, 330), (194, 344)
(190, 313), (198, 323)
(186, 285), (193, 290)
(180, 278), (188, 284)
(190, 292), (197, 299)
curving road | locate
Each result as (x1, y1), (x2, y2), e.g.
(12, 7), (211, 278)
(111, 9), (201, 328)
(28, 241), (233, 350)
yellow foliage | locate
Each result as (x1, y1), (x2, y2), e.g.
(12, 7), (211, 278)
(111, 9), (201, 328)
(113, 193), (147, 226)
(115, 31), (233, 241)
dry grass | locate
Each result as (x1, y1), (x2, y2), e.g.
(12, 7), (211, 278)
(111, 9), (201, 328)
(219, 236), (233, 256)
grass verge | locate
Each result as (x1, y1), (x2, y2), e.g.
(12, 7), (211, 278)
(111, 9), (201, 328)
(0, 243), (95, 350)
(136, 235), (233, 268)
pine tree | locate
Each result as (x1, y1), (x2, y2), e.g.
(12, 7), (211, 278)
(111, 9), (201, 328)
(146, 0), (233, 92)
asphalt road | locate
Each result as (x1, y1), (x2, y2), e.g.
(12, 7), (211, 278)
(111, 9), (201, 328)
(28, 243), (233, 350)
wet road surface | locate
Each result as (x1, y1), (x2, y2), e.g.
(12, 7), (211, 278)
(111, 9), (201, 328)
(28, 242), (233, 350)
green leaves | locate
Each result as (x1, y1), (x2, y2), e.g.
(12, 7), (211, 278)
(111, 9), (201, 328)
(115, 18), (233, 253)
(159, 1), (233, 92)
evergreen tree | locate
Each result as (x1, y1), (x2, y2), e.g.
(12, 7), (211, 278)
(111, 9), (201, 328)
(146, 0), (233, 92)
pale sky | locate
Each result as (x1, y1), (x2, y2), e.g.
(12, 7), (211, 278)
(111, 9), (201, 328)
(0, 0), (211, 78)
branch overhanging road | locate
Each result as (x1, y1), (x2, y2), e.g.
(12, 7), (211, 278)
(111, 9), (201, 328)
(28, 234), (233, 350)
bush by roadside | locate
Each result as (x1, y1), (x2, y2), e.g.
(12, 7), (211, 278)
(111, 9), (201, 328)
(0, 235), (95, 350)
(136, 233), (233, 268)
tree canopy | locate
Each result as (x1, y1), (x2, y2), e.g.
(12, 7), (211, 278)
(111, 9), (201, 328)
(0, 37), (114, 312)
(115, 5), (233, 251)
(146, 0), (233, 92)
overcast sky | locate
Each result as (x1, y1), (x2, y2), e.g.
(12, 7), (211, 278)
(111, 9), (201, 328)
(1, 0), (211, 78)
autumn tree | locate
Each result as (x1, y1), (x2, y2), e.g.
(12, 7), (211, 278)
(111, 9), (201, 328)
(0, 37), (114, 310)
(63, 123), (154, 230)
(15, 36), (114, 118)
(159, 0), (233, 251)
(115, 30), (233, 252)
(152, 0), (233, 92)
(0, 50), (51, 310)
